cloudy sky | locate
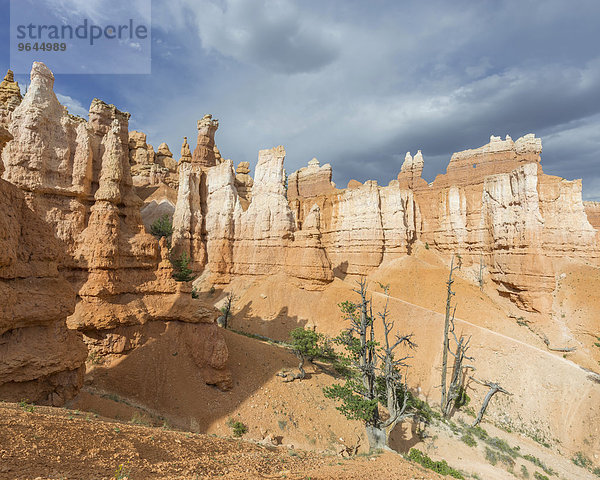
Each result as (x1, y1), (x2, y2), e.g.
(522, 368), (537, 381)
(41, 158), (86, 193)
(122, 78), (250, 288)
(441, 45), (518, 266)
(1, 0), (599, 200)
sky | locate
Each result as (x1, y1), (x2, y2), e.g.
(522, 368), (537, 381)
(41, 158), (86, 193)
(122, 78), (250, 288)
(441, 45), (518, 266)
(1, 0), (599, 200)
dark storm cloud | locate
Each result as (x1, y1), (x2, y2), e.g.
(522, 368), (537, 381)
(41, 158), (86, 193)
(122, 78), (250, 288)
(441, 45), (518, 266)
(39, 0), (598, 201)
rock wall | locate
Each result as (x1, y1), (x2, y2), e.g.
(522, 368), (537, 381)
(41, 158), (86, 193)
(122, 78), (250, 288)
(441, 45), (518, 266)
(173, 144), (333, 288)
(585, 201), (600, 230)
(129, 131), (178, 188)
(0, 124), (87, 406)
(1, 63), (230, 388)
(289, 134), (599, 312)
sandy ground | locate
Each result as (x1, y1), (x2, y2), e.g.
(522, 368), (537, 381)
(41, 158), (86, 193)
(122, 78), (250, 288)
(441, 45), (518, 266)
(7, 246), (598, 479)
(0, 402), (443, 480)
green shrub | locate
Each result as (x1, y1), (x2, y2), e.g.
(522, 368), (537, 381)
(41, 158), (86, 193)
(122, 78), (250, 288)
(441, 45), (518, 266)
(226, 418), (248, 437)
(150, 214), (173, 239)
(171, 252), (194, 282)
(487, 436), (520, 458)
(407, 448), (464, 479)
(485, 447), (498, 465)
(469, 425), (488, 441)
(460, 432), (477, 447)
(533, 473), (549, 480)
(573, 451), (593, 468)
(523, 454), (554, 475)
(191, 287), (199, 299)
(18, 400), (35, 413)
(454, 386), (470, 408)
(520, 465), (529, 478)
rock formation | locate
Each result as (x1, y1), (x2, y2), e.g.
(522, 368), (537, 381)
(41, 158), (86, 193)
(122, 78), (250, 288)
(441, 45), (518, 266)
(0, 124), (87, 406)
(287, 157), (335, 201)
(290, 134), (599, 312)
(156, 142), (177, 171)
(172, 143), (333, 287)
(234, 161), (253, 210)
(192, 114), (219, 167)
(129, 131), (178, 188)
(0, 69), (22, 112)
(585, 201), (600, 230)
(1, 63), (231, 388)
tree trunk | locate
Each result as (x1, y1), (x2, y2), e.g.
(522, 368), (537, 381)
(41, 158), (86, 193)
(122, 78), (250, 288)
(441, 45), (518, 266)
(440, 257), (455, 412)
(365, 425), (387, 451)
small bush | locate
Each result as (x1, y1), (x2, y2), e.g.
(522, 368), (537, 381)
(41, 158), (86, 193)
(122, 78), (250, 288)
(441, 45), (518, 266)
(533, 473), (549, 480)
(573, 451), (593, 469)
(171, 252), (194, 282)
(227, 418), (248, 437)
(521, 465), (529, 478)
(150, 214), (173, 239)
(454, 386), (470, 408)
(485, 447), (498, 466)
(469, 425), (489, 441)
(18, 400), (35, 413)
(487, 436), (520, 458)
(523, 454), (554, 476)
(191, 287), (199, 299)
(407, 448), (464, 479)
(425, 242), (430, 250)
(113, 462), (131, 480)
(460, 432), (477, 447)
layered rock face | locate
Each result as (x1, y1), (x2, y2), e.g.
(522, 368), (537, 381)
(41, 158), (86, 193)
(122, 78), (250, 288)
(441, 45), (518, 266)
(0, 69), (22, 113)
(234, 161), (253, 210)
(287, 157), (335, 201)
(0, 125), (87, 406)
(289, 134), (599, 312)
(129, 130), (178, 188)
(1, 63), (231, 388)
(585, 202), (600, 230)
(173, 144), (333, 287)
(289, 157), (419, 277)
(192, 114), (219, 167)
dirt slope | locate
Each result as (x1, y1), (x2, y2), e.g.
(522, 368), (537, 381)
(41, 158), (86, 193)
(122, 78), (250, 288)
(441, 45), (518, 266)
(0, 402), (443, 480)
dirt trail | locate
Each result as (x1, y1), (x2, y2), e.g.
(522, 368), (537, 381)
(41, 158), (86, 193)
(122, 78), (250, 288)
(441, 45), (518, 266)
(365, 287), (585, 372)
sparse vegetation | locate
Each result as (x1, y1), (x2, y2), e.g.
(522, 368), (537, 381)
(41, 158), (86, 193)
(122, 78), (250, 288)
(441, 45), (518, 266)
(533, 472), (549, 480)
(460, 432), (477, 447)
(217, 291), (236, 328)
(171, 252), (194, 282)
(280, 327), (336, 382)
(521, 465), (529, 478)
(323, 280), (416, 451)
(191, 287), (199, 299)
(484, 447), (498, 465)
(18, 400), (35, 413)
(227, 418), (248, 437)
(523, 454), (555, 476)
(406, 448), (464, 479)
(150, 214), (173, 241)
(113, 462), (131, 480)
(572, 451), (596, 473)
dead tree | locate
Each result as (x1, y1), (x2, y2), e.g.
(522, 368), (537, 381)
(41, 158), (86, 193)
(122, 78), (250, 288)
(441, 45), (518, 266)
(470, 377), (511, 427)
(442, 312), (475, 417)
(217, 291), (235, 328)
(324, 279), (416, 451)
(377, 284), (416, 441)
(478, 254), (485, 291)
(440, 255), (462, 415)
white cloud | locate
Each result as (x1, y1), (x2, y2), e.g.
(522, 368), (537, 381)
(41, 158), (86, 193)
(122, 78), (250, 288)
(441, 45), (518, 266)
(56, 93), (89, 118)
